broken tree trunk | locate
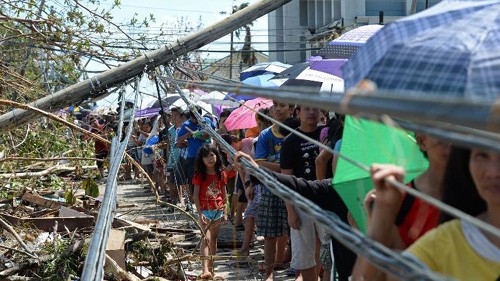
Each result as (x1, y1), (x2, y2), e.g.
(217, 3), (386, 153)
(0, 0), (292, 131)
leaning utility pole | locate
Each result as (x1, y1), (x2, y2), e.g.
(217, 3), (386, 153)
(0, 0), (292, 131)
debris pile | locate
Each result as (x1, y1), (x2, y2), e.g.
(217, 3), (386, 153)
(0, 188), (204, 281)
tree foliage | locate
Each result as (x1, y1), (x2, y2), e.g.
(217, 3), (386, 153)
(231, 2), (256, 66)
(0, 0), (156, 104)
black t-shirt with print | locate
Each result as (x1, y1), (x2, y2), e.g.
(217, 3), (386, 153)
(280, 127), (323, 180)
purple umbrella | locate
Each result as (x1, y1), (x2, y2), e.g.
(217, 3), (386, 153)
(135, 107), (162, 118)
(307, 56), (348, 78)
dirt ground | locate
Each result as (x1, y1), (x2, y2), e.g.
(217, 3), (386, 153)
(113, 180), (295, 281)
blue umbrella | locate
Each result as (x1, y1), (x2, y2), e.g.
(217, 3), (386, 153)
(239, 61), (291, 81)
(271, 62), (344, 96)
(227, 73), (282, 101)
(242, 73), (282, 88)
(343, 0), (500, 101)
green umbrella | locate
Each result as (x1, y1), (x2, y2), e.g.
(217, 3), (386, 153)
(332, 116), (428, 233)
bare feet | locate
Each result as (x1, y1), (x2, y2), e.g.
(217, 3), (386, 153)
(198, 271), (212, 280)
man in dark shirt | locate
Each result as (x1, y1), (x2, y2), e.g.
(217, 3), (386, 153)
(280, 105), (324, 281)
(235, 151), (356, 281)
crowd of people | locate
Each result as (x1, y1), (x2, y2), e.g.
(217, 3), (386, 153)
(82, 99), (499, 281)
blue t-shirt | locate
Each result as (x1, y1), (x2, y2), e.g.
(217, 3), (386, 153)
(177, 117), (215, 158)
(255, 125), (284, 163)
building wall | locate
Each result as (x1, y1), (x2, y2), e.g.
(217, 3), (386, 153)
(268, 0), (441, 62)
(366, 0), (440, 17)
(269, 0), (338, 64)
(366, 0), (405, 16)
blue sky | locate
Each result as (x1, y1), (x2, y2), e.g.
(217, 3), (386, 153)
(95, 0), (269, 107)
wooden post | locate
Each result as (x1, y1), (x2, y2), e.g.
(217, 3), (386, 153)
(0, 0), (292, 131)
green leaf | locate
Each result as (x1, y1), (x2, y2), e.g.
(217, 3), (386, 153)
(65, 190), (76, 204)
(82, 178), (99, 198)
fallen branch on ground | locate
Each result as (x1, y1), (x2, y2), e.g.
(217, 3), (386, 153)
(0, 217), (37, 258)
(0, 165), (97, 179)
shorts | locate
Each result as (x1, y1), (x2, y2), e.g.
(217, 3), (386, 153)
(95, 151), (108, 169)
(256, 187), (289, 237)
(244, 184), (261, 219)
(168, 160), (187, 185)
(236, 177), (248, 203)
(290, 209), (317, 270)
(235, 176), (244, 193)
(142, 164), (153, 176)
(185, 157), (196, 192)
(201, 210), (224, 221)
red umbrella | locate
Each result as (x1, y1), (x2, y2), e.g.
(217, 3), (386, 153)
(224, 98), (273, 130)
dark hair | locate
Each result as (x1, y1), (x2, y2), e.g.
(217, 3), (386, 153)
(325, 117), (342, 144)
(221, 133), (239, 145)
(194, 143), (225, 181)
(170, 106), (182, 114)
(256, 108), (272, 126)
(440, 147), (487, 223)
(220, 109), (232, 119)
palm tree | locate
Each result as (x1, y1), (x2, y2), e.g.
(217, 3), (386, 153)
(229, 2), (255, 78)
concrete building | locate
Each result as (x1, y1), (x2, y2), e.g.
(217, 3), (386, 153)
(268, 0), (440, 64)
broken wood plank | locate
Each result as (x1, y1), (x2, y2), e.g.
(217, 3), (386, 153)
(150, 226), (200, 234)
(21, 191), (61, 209)
(0, 213), (94, 232)
(113, 217), (150, 232)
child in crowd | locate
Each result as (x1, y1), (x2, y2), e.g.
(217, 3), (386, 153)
(192, 144), (228, 280)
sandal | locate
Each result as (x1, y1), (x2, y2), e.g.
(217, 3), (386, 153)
(213, 275), (225, 280)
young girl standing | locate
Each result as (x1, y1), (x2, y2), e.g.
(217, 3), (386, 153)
(192, 143), (228, 279)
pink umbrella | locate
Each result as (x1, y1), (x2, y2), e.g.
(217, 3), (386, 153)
(224, 98), (273, 130)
